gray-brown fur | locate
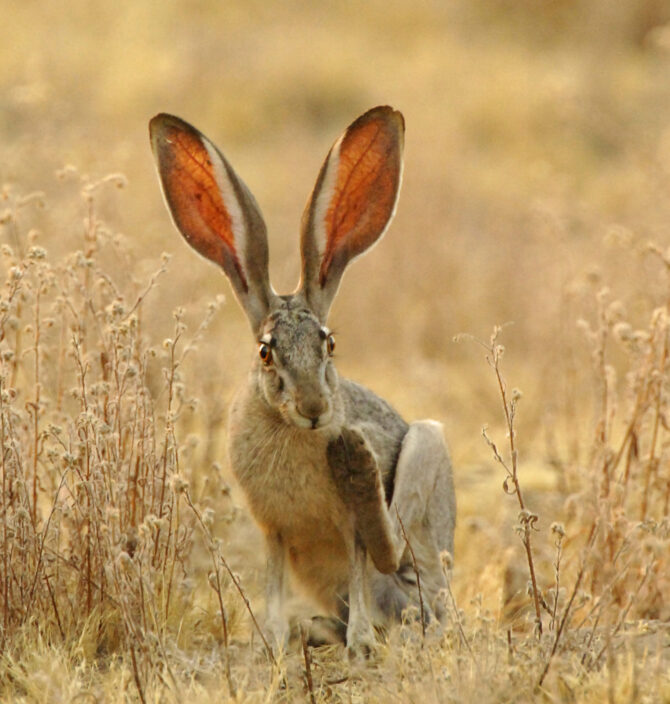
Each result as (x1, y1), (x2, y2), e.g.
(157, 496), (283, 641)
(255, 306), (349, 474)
(327, 428), (399, 575)
(340, 379), (408, 502)
(150, 106), (456, 657)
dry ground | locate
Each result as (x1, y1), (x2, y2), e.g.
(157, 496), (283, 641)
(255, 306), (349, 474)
(1, 1), (670, 701)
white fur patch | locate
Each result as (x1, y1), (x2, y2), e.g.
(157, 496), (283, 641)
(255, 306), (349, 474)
(203, 140), (248, 275)
(311, 137), (343, 263)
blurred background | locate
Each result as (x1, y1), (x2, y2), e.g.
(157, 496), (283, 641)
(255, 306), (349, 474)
(3, 0), (670, 606)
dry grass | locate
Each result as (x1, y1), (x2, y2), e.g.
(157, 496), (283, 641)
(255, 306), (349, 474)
(2, 0), (670, 701)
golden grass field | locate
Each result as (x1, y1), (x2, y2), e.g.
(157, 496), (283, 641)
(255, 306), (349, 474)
(2, 1), (670, 701)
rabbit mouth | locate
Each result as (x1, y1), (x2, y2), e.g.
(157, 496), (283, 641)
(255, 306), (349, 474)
(287, 405), (334, 431)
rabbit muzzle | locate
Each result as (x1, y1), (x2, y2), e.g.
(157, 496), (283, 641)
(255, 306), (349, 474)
(289, 390), (333, 430)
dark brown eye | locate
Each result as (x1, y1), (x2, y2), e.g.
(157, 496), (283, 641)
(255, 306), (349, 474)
(259, 343), (273, 366)
(326, 334), (336, 356)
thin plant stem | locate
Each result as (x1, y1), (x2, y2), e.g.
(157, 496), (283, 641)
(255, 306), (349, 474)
(184, 491), (277, 668)
(395, 507), (426, 640)
(475, 326), (543, 636)
(300, 622), (317, 704)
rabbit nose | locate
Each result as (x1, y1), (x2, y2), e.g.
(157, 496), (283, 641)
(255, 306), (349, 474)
(297, 395), (329, 426)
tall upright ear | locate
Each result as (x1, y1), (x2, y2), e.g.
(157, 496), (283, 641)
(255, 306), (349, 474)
(299, 106), (404, 321)
(149, 113), (274, 333)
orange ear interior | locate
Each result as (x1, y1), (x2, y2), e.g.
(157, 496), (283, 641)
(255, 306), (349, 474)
(319, 112), (402, 285)
(152, 117), (246, 289)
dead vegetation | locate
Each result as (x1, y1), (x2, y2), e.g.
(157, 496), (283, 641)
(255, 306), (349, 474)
(2, 1), (670, 701)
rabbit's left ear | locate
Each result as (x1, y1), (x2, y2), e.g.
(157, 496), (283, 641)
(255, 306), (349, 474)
(299, 106), (404, 321)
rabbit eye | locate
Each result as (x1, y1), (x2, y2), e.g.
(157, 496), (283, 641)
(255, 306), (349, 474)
(326, 334), (336, 356)
(259, 343), (273, 366)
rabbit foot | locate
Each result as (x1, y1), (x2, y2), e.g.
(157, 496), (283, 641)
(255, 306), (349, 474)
(327, 428), (399, 574)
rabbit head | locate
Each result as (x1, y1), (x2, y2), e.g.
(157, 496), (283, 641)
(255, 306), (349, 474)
(149, 106), (404, 430)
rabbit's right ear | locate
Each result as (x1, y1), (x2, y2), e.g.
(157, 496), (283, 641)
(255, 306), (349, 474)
(150, 114), (274, 333)
(299, 106), (404, 321)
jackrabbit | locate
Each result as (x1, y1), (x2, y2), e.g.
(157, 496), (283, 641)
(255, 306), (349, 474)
(149, 106), (456, 657)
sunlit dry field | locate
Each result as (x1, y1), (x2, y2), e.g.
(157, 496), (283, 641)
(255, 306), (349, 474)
(2, 1), (670, 701)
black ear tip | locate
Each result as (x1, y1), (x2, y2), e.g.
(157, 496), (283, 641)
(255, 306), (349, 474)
(149, 112), (171, 130)
(149, 114), (200, 143)
(354, 105), (405, 134)
(149, 113), (175, 143)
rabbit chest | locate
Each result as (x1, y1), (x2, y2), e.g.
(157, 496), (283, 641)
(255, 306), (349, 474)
(228, 390), (348, 540)
(229, 402), (352, 603)
(231, 424), (345, 534)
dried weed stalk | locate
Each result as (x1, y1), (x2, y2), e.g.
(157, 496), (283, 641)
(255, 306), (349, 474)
(462, 326), (544, 636)
(573, 251), (670, 625)
(0, 175), (235, 699)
